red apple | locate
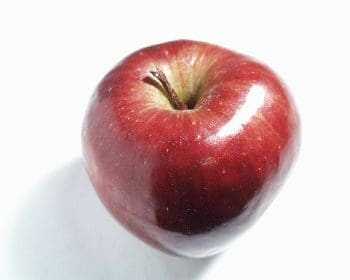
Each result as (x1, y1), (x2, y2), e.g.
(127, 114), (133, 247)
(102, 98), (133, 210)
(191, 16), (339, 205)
(82, 40), (300, 258)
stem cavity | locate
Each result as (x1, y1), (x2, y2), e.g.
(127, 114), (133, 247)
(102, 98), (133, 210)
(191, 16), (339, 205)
(150, 67), (187, 110)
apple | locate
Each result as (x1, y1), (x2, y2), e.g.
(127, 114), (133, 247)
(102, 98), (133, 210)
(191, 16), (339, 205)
(82, 40), (300, 258)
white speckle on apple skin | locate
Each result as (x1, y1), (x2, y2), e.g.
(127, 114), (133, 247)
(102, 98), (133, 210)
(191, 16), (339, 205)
(200, 157), (217, 167)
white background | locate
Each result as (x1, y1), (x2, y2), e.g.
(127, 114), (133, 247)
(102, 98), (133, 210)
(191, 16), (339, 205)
(1, 1), (349, 279)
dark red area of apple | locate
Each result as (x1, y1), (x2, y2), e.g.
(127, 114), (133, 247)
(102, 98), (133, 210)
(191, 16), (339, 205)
(82, 40), (300, 258)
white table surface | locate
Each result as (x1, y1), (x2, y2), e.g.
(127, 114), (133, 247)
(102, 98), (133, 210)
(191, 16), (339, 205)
(1, 1), (349, 279)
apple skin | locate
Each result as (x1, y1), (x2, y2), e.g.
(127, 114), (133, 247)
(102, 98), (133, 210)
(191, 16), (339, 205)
(82, 40), (300, 258)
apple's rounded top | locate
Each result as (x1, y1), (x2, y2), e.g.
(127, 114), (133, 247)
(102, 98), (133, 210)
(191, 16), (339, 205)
(96, 39), (294, 113)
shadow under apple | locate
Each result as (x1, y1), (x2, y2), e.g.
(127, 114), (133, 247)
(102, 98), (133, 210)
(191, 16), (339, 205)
(9, 159), (214, 280)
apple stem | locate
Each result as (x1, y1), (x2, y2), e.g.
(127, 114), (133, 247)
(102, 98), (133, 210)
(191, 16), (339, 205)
(150, 67), (188, 110)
